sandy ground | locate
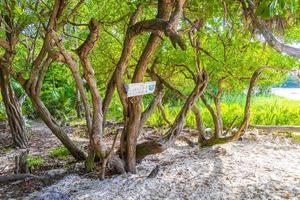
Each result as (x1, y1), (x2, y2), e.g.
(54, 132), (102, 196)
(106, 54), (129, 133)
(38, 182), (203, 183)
(0, 121), (70, 176)
(27, 132), (300, 200)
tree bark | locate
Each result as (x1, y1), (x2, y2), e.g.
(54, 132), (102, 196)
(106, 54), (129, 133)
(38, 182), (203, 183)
(150, 68), (206, 136)
(199, 66), (282, 146)
(0, 16), (27, 148)
(103, 0), (186, 129)
(139, 88), (165, 133)
(121, 35), (164, 173)
(76, 19), (107, 170)
(75, 87), (83, 118)
(158, 102), (171, 125)
(136, 71), (208, 161)
(120, 0), (176, 173)
(0, 0), (86, 161)
(200, 95), (220, 139)
(102, 5), (143, 126)
(28, 94), (86, 160)
(0, 68), (27, 148)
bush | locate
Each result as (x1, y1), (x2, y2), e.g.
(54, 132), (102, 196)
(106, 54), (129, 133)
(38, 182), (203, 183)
(49, 146), (71, 159)
(26, 155), (44, 168)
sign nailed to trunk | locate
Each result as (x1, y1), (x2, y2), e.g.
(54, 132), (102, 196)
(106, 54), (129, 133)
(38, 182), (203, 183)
(125, 81), (156, 97)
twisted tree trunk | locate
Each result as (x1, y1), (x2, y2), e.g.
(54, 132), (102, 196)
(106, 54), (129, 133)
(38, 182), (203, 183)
(136, 71), (208, 160)
(1, 0), (87, 161)
(0, 68), (27, 148)
(0, 20), (27, 148)
(76, 19), (108, 171)
(27, 93), (86, 160)
(199, 66), (282, 146)
(120, 0), (178, 173)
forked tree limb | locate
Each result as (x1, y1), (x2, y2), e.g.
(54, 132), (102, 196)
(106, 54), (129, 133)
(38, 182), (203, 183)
(1, 0), (87, 161)
(102, 4), (143, 122)
(103, 0), (186, 126)
(121, 0), (174, 173)
(100, 132), (119, 180)
(149, 68), (206, 136)
(76, 19), (107, 168)
(199, 66), (285, 146)
(136, 70), (208, 161)
(50, 30), (93, 137)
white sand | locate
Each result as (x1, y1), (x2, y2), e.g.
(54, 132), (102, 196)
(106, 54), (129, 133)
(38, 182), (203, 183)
(28, 133), (300, 200)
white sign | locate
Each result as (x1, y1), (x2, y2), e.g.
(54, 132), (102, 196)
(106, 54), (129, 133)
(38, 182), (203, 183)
(125, 81), (156, 97)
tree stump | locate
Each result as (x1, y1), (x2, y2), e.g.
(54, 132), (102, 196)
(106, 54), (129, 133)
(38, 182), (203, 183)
(14, 150), (29, 174)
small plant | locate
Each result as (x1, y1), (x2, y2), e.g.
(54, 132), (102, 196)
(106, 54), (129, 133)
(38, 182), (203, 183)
(26, 155), (44, 168)
(49, 145), (71, 159)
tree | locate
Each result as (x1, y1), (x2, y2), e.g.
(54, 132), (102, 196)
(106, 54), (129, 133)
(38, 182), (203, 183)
(1, 0), (299, 179)
(0, 3), (27, 148)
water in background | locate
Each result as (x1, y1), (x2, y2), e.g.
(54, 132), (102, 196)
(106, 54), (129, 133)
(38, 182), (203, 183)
(271, 74), (300, 100)
(271, 88), (300, 100)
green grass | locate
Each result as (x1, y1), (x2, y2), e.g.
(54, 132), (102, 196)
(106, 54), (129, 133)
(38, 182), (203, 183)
(146, 94), (300, 129)
(49, 145), (71, 159)
(69, 118), (86, 126)
(26, 155), (44, 168)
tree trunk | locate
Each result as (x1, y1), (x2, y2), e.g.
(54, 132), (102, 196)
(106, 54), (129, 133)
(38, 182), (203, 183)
(199, 66), (282, 146)
(214, 95), (223, 136)
(0, 65), (27, 149)
(120, 0), (173, 173)
(200, 95), (220, 139)
(136, 71), (207, 161)
(76, 19), (107, 171)
(14, 150), (29, 174)
(122, 35), (162, 173)
(102, 5), (143, 127)
(28, 93), (86, 160)
(75, 87), (82, 118)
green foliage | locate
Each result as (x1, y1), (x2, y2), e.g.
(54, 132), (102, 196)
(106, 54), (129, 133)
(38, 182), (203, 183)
(0, 101), (5, 121)
(26, 155), (44, 168)
(250, 96), (300, 125)
(49, 146), (71, 159)
(145, 94), (300, 128)
(256, 0), (299, 17)
(1, 0), (299, 136)
(40, 64), (77, 120)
